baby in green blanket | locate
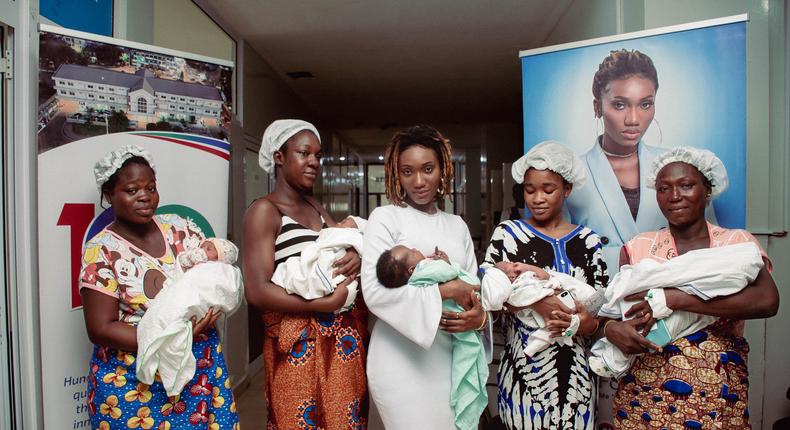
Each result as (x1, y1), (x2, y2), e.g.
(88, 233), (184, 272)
(375, 245), (487, 430)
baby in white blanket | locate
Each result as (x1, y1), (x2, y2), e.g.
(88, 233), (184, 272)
(136, 237), (243, 396)
(589, 242), (764, 378)
(271, 216), (365, 313)
(481, 263), (600, 357)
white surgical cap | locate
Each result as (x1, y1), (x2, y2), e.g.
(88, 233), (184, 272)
(646, 146), (728, 198)
(258, 119), (321, 173)
(511, 141), (586, 189)
(94, 144), (155, 191)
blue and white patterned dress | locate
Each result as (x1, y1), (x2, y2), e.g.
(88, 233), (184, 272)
(483, 219), (608, 430)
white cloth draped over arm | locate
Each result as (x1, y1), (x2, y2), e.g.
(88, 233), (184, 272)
(599, 242), (764, 319)
(361, 207), (444, 350)
(271, 227), (362, 311)
(136, 262), (243, 396)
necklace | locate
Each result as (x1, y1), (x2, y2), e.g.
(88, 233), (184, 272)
(600, 142), (638, 158)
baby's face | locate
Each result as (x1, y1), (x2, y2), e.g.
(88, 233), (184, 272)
(495, 261), (522, 282)
(390, 245), (425, 271)
(200, 241), (219, 261)
(336, 217), (358, 229)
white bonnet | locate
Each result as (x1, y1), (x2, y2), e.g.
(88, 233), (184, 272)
(258, 119), (321, 173)
(511, 141), (586, 189)
(94, 144), (155, 191)
(646, 146), (729, 198)
(205, 237), (239, 264)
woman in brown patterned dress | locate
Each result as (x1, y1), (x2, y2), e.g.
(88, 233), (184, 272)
(603, 147), (779, 429)
(243, 120), (367, 429)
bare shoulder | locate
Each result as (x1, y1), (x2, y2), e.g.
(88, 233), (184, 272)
(305, 195), (335, 224)
(244, 197), (281, 234)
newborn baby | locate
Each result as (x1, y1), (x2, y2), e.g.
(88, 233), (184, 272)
(375, 244), (488, 430)
(137, 237), (243, 396)
(480, 262), (600, 357)
(271, 216), (365, 313)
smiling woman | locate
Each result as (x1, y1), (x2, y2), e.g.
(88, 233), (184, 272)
(605, 146), (779, 428)
(78, 145), (238, 429)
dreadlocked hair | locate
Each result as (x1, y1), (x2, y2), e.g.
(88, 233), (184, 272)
(384, 125), (454, 207)
(592, 49), (658, 101)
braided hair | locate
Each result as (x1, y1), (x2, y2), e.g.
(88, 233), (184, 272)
(592, 49), (658, 101)
(384, 125), (454, 207)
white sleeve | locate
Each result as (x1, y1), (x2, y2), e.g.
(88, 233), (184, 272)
(361, 208), (443, 350)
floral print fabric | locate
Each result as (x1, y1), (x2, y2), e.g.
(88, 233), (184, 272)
(80, 214), (239, 429)
(613, 224), (771, 429)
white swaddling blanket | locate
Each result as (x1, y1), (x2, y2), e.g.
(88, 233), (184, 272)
(590, 242), (764, 377)
(481, 267), (598, 356)
(137, 262), (243, 396)
(271, 227), (363, 312)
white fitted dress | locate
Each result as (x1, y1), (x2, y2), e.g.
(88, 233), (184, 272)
(362, 204), (478, 429)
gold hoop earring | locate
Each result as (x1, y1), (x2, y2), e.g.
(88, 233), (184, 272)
(651, 117), (663, 146)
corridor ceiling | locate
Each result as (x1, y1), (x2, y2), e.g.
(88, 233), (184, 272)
(197, 0), (574, 129)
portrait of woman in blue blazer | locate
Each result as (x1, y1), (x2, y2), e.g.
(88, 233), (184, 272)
(565, 49), (668, 273)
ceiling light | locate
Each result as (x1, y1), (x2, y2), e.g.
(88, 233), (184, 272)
(339, 156), (346, 161)
(378, 155), (384, 161)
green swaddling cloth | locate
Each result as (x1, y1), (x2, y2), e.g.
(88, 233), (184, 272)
(409, 259), (488, 430)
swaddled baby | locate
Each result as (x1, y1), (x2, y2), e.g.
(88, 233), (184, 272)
(375, 245), (487, 430)
(136, 237), (243, 396)
(481, 262), (600, 357)
(271, 216), (365, 313)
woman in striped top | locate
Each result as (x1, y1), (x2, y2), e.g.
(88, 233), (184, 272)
(243, 119), (368, 429)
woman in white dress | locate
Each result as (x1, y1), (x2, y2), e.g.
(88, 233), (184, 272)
(362, 125), (487, 429)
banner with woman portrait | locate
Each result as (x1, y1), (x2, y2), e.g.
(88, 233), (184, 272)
(519, 15), (746, 429)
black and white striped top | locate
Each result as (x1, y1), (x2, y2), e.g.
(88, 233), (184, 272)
(273, 214), (325, 267)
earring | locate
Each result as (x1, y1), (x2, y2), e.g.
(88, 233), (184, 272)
(651, 117), (663, 146)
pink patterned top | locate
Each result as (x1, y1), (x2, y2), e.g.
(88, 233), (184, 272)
(79, 214), (205, 324)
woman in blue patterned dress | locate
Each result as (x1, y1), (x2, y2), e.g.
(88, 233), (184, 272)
(79, 145), (239, 429)
(483, 142), (608, 429)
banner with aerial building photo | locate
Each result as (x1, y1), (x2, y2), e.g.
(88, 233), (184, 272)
(37, 24), (233, 429)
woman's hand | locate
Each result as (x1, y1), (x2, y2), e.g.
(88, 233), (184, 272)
(546, 300), (597, 337)
(440, 291), (485, 333)
(513, 294), (572, 322)
(333, 248), (361, 279)
(604, 315), (661, 354)
(439, 278), (480, 309)
(191, 307), (222, 338)
(311, 284), (350, 313)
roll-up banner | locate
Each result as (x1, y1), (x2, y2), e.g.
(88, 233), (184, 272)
(519, 15), (746, 429)
(37, 24), (233, 429)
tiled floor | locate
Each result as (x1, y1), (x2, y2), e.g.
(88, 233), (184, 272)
(234, 368), (268, 429)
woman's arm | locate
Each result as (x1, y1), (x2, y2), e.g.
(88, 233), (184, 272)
(308, 196), (361, 279)
(624, 254), (779, 321)
(626, 261), (779, 320)
(81, 289), (137, 351)
(361, 207), (446, 349)
(243, 199), (348, 313)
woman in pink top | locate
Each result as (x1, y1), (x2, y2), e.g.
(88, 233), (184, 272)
(602, 147), (778, 429)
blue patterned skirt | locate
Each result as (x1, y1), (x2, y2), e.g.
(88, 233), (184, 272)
(87, 329), (239, 429)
